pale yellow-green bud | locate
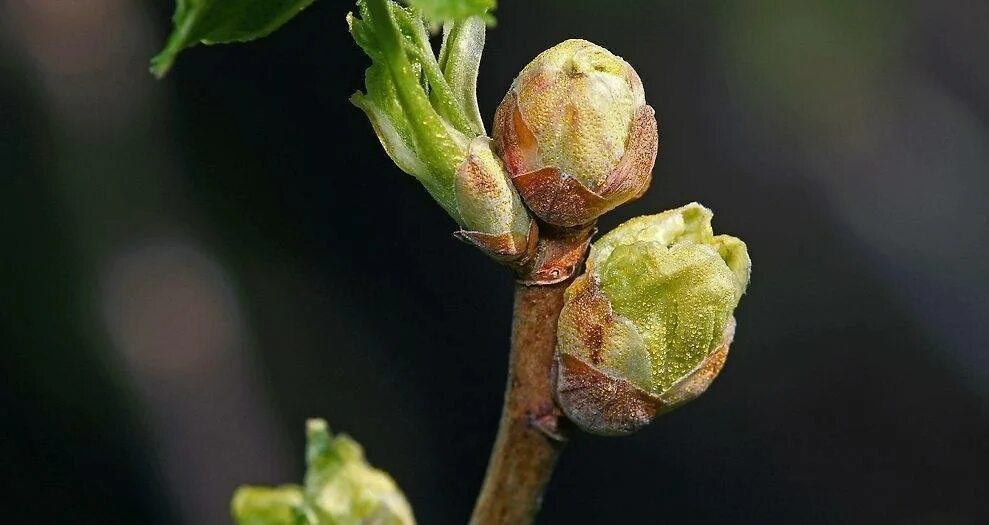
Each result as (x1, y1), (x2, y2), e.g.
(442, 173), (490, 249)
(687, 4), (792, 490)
(493, 39), (658, 227)
(554, 203), (750, 435)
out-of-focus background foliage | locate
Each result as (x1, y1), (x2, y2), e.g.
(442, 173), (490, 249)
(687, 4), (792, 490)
(2, 0), (987, 523)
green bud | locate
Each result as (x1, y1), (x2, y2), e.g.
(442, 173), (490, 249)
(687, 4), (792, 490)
(554, 203), (750, 436)
(493, 39), (658, 227)
(232, 419), (415, 525)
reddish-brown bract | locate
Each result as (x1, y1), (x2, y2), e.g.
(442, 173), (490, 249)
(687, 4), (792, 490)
(454, 222), (538, 266)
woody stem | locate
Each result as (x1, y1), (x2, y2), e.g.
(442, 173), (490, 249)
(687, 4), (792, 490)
(469, 279), (572, 525)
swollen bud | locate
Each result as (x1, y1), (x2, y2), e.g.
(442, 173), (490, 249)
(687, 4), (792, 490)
(554, 203), (750, 436)
(493, 39), (658, 227)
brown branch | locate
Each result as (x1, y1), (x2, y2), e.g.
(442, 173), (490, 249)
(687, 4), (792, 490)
(469, 279), (573, 525)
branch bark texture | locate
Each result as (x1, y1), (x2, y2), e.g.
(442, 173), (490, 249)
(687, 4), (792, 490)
(469, 279), (572, 525)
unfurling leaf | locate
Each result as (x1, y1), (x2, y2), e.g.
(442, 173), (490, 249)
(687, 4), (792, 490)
(349, 0), (534, 266)
(151, 0), (319, 78)
(348, 0), (470, 218)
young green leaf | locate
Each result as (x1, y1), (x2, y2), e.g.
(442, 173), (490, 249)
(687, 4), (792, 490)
(151, 0), (319, 78)
(437, 16), (487, 134)
(349, 0), (470, 220)
(349, 0), (534, 268)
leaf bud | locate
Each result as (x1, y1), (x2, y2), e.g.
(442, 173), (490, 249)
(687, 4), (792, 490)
(493, 39), (659, 227)
(554, 203), (750, 435)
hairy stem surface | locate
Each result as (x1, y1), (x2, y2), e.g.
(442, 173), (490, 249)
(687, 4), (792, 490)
(470, 280), (572, 525)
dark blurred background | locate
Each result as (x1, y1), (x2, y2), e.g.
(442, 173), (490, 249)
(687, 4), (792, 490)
(2, 0), (987, 523)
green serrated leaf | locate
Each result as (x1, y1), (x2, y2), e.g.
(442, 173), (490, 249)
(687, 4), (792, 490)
(151, 0), (319, 78)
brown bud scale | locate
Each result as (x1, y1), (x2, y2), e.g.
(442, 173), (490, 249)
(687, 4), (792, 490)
(555, 316), (736, 436)
(554, 353), (659, 436)
(516, 224), (595, 286)
(454, 222), (538, 266)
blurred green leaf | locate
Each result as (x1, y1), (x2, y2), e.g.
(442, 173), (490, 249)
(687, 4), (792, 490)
(151, 0), (319, 78)
(407, 0), (496, 25)
(231, 485), (305, 525)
